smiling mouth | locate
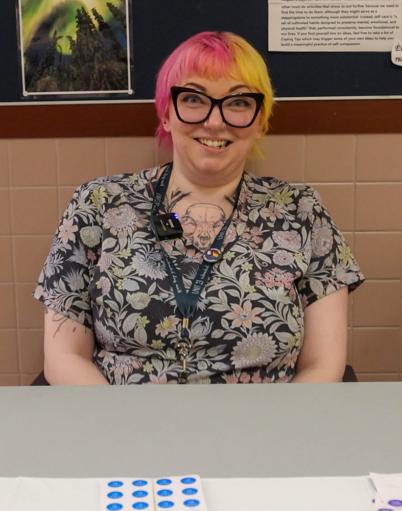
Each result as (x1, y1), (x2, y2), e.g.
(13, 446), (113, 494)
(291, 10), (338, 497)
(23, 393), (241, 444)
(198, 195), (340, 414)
(195, 138), (231, 149)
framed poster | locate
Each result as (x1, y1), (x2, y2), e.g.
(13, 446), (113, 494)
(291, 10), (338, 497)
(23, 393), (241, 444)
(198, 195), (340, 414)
(17, 0), (133, 98)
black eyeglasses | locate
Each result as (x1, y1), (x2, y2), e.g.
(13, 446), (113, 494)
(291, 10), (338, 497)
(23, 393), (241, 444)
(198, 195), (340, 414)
(170, 86), (264, 128)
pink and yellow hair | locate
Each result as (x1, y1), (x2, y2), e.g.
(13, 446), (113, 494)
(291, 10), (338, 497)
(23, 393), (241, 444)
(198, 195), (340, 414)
(155, 31), (274, 147)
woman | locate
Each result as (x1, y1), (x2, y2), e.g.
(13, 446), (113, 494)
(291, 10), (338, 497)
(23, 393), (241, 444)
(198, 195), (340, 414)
(34, 31), (364, 385)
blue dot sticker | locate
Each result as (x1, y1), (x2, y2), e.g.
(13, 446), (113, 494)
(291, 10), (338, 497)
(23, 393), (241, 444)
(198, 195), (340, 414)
(108, 481), (124, 488)
(107, 504), (123, 511)
(133, 490), (148, 498)
(133, 503), (149, 510)
(181, 477), (196, 485)
(182, 488), (198, 496)
(388, 501), (402, 506)
(133, 480), (148, 487)
(157, 489), (173, 497)
(184, 499), (200, 507)
(107, 491), (123, 499)
(158, 501), (174, 508)
(156, 479), (172, 486)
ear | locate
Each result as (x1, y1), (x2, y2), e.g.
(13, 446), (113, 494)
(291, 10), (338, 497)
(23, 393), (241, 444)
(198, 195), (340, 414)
(162, 112), (172, 133)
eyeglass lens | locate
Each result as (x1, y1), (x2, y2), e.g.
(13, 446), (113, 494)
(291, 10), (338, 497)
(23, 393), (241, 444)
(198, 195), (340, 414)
(176, 91), (259, 127)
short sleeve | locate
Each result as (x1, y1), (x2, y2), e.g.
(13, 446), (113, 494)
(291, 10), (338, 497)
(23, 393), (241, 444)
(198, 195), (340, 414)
(296, 187), (365, 308)
(33, 181), (105, 328)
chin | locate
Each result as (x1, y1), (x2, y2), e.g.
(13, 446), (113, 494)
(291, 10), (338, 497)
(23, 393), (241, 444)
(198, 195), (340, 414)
(192, 152), (232, 171)
(199, 159), (242, 177)
(194, 165), (230, 180)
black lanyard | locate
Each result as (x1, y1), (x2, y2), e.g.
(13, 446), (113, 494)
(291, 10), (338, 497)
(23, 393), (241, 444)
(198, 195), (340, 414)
(150, 163), (242, 382)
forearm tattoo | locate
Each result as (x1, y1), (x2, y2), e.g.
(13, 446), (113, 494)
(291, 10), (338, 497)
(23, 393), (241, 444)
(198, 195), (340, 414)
(53, 314), (71, 337)
(45, 308), (78, 337)
(165, 188), (234, 252)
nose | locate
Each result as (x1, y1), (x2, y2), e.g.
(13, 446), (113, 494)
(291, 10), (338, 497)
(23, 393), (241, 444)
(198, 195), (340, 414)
(204, 104), (226, 128)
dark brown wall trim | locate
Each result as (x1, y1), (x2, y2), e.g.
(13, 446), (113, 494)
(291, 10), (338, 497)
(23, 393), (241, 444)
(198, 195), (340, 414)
(1, 100), (402, 138)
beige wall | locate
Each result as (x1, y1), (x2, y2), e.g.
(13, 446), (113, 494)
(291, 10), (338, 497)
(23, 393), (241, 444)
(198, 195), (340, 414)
(0, 134), (401, 385)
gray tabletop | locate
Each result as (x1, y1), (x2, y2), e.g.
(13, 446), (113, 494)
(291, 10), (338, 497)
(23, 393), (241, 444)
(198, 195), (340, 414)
(0, 383), (401, 478)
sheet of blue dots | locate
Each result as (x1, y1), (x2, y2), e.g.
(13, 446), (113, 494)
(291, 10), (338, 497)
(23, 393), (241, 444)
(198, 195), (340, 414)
(375, 499), (402, 511)
(101, 475), (207, 511)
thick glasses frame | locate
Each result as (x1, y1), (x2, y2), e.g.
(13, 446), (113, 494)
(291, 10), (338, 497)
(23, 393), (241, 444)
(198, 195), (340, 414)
(170, 86), (264, 128)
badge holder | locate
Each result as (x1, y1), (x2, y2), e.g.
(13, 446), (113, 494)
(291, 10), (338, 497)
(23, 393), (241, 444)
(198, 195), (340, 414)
(151, 213), (183, 240)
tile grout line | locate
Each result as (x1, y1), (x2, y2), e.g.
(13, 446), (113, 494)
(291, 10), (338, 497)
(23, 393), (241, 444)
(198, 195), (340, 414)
(103, 137), (109, 177)
(0, 234), (53, 239)
(2, 181), (402, 190)
(351, 325), (402, 330)
(104, 137), (109, 176)
(153, 136), (158, 167)
(0, 327), (44, 332)
(302, 134), (306, 184)
(304, 181), (402, 185)
(55, 139), (61, 219)
(5, 230), (402, 238)
(103, 137), (108, 177)
(352, 325), (402, 329)
(350, 133), (359, 366)
(7, 140), (22, 385)
(2, 185), (72, 190)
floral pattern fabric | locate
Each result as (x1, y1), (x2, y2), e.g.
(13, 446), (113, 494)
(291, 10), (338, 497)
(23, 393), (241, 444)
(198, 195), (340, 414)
(34, 165), (364, 384)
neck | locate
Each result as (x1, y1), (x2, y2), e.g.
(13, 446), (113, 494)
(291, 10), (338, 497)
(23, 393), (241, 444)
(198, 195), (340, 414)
(168, 163), (243, 202)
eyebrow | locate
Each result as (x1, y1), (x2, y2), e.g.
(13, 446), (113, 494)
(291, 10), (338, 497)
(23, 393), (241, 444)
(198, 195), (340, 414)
(182, 82), (251, 93)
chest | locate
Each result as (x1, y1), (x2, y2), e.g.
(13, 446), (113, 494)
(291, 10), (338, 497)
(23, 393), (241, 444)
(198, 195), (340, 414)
(168, 198), (234, 252)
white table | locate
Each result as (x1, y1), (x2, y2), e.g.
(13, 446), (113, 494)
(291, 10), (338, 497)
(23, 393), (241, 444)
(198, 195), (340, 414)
(0, 475), (377, 511)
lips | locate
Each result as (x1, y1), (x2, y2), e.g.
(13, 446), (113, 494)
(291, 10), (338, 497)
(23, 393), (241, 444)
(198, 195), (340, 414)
(195, 138), (231, 149)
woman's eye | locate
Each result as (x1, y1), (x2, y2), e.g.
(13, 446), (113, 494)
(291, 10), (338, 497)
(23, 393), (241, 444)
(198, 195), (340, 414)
(226, 97), (254, 110)
(180, 93), (205, 104)
(227, 97), (253, 108)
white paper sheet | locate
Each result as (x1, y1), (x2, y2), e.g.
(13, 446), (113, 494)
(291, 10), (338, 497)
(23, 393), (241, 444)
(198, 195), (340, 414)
(7, 478), (99, 511)
(268, 0), (402, 52)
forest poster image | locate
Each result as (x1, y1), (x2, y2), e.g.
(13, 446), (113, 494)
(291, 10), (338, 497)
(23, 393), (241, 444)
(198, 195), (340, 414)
(18, 0), (133, 96)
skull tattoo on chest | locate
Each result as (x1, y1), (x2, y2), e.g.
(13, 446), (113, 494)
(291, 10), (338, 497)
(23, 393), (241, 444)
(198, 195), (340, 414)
(181, 204), (226, 251)
(165, 187), (232, 252)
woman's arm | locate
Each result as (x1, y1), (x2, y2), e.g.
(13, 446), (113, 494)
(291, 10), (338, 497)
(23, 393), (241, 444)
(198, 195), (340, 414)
(43, 308), (109, 385)
(292, 286), (348, 383)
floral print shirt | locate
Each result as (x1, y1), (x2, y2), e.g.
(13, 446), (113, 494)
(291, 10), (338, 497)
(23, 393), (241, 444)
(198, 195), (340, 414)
(34, 165), (364, 384)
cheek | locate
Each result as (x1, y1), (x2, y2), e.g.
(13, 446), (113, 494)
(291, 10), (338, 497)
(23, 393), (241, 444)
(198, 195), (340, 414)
(166, 105), (196, 141)
(170, 124), (195, 145)
(232, 125), (261, 147)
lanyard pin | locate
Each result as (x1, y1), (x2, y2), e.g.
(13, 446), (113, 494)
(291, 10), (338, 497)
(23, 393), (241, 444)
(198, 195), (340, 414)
(203, 247), (222, 263)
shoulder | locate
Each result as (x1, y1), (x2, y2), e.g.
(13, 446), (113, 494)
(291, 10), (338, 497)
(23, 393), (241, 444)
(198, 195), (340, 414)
(75, 166), (159, 196)
(68, 166), (161, 211)
(244, 173), (323, 210)
(60, 167), (160, 228)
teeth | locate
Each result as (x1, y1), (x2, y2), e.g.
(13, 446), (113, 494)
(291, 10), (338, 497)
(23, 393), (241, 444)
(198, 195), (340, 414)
(198, 138), (229, 148)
